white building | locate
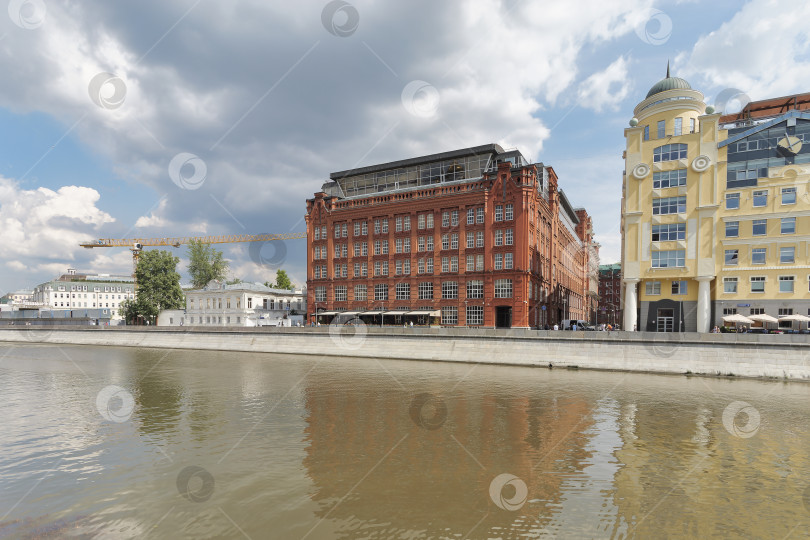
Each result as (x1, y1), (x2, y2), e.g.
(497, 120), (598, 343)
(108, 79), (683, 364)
(32, 268), (135, 321)
(1, 290), (33, 304)
(163, 281), (306, 327)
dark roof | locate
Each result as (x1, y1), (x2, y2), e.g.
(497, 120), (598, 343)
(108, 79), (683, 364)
(646, 76), (691, 98)
(646, 62), (691, 98)
(330, 144), (505, 180)
(718, 92), (810, 124)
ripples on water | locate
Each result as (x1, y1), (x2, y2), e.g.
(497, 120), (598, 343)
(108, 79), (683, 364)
(1, 344), (809, 538)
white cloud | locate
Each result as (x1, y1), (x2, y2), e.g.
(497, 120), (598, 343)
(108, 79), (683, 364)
(678, 0), (810, 101)
(0, 176), (115, 263)
(134, 198), (208, 233)
(578, 56), (633, 112)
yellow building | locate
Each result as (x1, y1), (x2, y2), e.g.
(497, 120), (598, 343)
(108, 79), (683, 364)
(622, 67), (810, 332)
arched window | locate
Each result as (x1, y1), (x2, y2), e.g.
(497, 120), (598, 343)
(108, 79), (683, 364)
(653, 143), (687, 162)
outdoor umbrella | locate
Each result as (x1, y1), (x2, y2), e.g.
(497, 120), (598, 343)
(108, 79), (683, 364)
(748, 313), (779, 331)
(722, 314), (754, 324)
(778, 313), (810, 331)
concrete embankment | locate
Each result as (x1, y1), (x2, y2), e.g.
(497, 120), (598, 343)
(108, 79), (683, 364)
(1, 326), (809, 380)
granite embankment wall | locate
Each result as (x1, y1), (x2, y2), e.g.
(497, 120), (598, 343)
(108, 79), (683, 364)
(1, 327), (809, 380)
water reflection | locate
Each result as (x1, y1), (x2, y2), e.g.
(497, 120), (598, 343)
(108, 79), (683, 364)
(0, 345), (809, 538)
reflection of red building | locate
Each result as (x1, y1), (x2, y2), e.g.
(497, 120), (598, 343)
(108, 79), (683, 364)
(305, 145), (593, 328)
(300, 367), (593, 538)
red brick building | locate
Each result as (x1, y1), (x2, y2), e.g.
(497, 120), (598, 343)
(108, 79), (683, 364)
(305, 144), (593, 328)
(597, 263), (622, 327)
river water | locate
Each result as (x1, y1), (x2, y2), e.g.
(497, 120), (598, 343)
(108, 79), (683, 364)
(0, 344), (809, 539)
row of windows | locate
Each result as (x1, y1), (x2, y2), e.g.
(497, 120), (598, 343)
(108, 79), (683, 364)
(52, 302), (118, 308)
(313, 252), (517, 279)
(52, 293), (132, 300)
(726, 187), (795, 209)
(651, 250), (685, 268)
(315, 205), (516, 241)
(725, 217), (796, 237)
(643, 117), (696, 141)
(653, 169), (687, 189)
(652, 143), (688, 163)
(649, 245), (800, 268)
(725, 246), (798, 265)
(652, 196), (686, 215)
(315, 229), (513, 259)
(652, 223), (685, 241)
(187, 316), (242, 324)
(644, 280), (688, 295)
(723, 276), (803, 294)
(314, 279), (512, 302)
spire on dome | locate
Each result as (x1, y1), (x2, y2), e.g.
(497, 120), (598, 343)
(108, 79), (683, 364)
(666, 60), (670, 78)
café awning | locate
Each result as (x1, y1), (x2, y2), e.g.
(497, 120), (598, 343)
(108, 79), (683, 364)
(407, 310), (441, 316)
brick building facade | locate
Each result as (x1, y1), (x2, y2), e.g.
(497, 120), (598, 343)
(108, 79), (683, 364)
(597, 263), (622, 326)
(305, 144), (593, 328)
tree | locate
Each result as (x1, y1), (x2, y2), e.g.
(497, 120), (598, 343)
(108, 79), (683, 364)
(187, 239), (229, 289)
(123, 250), (185, 324)
(274, 269), (293, 290)
(226, 277), (243, 285)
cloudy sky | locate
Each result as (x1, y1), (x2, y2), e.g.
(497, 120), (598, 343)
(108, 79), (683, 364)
(1, 0), (809, 293)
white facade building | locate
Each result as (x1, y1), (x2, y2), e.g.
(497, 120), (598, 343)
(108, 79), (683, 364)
(174, 281), (306, 327)
(32, 268), (135, 321)
(1, 290), (34, 304)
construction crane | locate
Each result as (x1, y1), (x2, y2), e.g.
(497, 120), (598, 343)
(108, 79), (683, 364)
(80, 232), (307, 286)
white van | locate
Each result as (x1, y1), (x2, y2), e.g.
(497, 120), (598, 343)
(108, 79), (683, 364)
(560, 319), (591, 331)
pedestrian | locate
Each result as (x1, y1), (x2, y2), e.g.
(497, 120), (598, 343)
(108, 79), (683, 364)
(409, 321), (413, 327)
(553, 323), (559, 331)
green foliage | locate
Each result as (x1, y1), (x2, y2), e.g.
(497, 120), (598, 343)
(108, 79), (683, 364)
(226, 277), (243, 285)
(274, 269), (293, 290)
(187, 239), (229, 289)
(124, 250), (185, 324)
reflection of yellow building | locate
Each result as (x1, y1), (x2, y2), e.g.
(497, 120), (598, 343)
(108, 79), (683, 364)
(622, 66), (810, 331)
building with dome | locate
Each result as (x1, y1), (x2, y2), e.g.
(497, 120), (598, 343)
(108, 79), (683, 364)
(621, 66), (810, 332)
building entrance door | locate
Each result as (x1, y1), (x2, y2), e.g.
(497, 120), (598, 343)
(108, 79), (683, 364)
(656, 308), (675, 332)
(496, 306), (512, 328)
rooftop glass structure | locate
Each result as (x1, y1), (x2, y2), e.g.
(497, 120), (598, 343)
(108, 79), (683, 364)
(328, 144), (531, 198)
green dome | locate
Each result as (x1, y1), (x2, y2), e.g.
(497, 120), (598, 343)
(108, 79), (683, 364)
(646, 76), (691, 98)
